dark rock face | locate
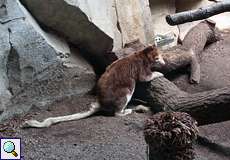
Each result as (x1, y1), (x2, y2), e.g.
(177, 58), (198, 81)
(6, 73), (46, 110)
(20, 0), (113, 58)
(0, 0), (95, 121)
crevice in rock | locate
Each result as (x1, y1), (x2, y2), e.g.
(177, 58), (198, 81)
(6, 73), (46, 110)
(6, 28), (21, 95)
(0, 0), (7, 17)
(0, 17), (25, 24)
(114, 0), (123, 47)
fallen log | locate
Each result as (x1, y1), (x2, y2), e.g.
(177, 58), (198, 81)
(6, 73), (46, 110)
(114, 20), (218, 84)
(166, 1), (230, 25)
(138, 77), (230, 125)
(159, 20), (220, 84)
(112, 21), (229, 125)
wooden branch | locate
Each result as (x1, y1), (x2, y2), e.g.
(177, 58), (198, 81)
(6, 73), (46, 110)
(166, 1), (230, 25)
(111, 21), (225, 125)
(190, 53), (200, 84)
(182, 20), (219, 56)
(138, 77), (230, 126)
(156, 20), (219, 83)
(134, 22), (228, 125)
(157, 47), (200, 84)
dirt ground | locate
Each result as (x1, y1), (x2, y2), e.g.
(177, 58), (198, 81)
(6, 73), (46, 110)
(1, 32), (230, 160)
(0, 95), (148, 160)
(1, 94), (230, 160)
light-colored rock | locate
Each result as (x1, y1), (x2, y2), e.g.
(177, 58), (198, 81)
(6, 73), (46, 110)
(20, 0), (160, 51)
(0, 0), (96, 121)
(209, 12), (230, 31)
(72, 0), (122, 51)
(0, 24), (12, 111)
(17, 1), (70, 59)
(20, 0), (114, 56)
(149, 0), (179, 48)
(20, 0), (157, 60)
(176, 0), (230, 40)
(115, 0), (154, 45)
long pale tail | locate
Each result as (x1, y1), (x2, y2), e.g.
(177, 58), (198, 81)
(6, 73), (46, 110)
(23, 102), (100, 128)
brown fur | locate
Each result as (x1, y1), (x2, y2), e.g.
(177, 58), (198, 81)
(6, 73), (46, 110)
(97, 45), (163, 115)
(23, 45), (165, 128)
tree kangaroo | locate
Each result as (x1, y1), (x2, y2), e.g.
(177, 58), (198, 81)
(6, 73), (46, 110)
(24, 45), (165, 128)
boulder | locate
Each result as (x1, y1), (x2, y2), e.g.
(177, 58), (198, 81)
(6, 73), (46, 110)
(149, 0), (179, 48)
(0, 0), (95, 121)
(20, 0), (157, 64)
(20, 0), (114, 56)
(0, 24), (12, 112)
(115, 0), (154, 45)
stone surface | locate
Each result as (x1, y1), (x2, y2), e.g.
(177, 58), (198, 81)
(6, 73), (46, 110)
(75, 0), (122, 51)
(1, 94), (230, 160)
(20, 0), (156, 62)
(20, 0), (114, 57)
(149, 0), (179, 48)
(115, 0), (154, 45)
(196, 121), (230, 160)
(20, 0), (159, 51)
(0, 0), (95, 121)
(0, 24), (11, 111)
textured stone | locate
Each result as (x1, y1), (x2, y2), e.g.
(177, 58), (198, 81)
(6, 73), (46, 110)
(149, 0), (179, 48)
(0, 24), (11, 111)
(115, 0), (154, 45)
(20, 0), (114, 56)
(0, 0), (95, 121)
(75, 0), (122, 50)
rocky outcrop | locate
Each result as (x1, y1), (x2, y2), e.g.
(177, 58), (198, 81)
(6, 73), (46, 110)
(20, 0), (155, 51)
(0, 0), (95, 121)
(20, 0), (114, 58)
(149, 0), (179, 48)
(115, 0), (154, 45)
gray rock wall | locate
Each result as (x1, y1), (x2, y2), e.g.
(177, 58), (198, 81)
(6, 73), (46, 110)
(0, 0), (95, 121)
(20, 0), (154, 52)
(20, 0), (114, 57)
(115, 0), (154, 45)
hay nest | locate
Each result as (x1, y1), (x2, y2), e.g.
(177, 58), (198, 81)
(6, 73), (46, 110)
(144, 112), (199, 160)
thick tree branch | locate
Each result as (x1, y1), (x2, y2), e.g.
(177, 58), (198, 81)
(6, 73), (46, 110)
(166, 1), (230, 25)
(113, 21), (226, 125)
(138, 77), (230, 125)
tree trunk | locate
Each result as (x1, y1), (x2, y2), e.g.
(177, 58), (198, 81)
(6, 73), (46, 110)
(137, 77), (230, 125)
(122, 21), (229, 125)
(110, 20), (229, 125)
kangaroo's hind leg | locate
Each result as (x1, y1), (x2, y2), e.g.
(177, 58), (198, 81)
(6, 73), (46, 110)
(115, 87), (135, 117)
